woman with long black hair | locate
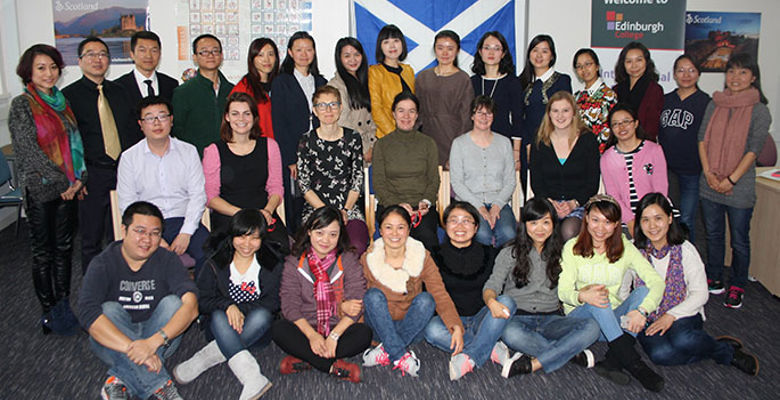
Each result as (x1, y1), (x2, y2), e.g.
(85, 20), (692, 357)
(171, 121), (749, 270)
(230, 37), (279, 139)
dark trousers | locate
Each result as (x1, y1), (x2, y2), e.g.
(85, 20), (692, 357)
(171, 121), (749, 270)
(272, 319), (372, 372)
(27, 196), (77, 313)
(79, 165), (116, 274)
(281, 167), (304, 236)
(161, 217), (210, 274)
(638, 314), (733, 366)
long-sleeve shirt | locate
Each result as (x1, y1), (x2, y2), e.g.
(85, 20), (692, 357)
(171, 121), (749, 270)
(171, 70), (234, 156)
(372, 128), (439, 207)
(117, 137), (206, 235)
(558, 236), (665, 315)
(449, 132), (515, 209)
(432, 241), (496, 317)
(530, 132), (600, 206)
(483, 246), (559, 314)
(201, 139), (284, 204)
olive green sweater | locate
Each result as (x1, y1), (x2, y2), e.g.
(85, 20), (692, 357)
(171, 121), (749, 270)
(372, 128), (439, 207)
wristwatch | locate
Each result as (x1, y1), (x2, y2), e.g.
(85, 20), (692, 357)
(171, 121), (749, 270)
(158, 329), (170, 346)
(636, 307), (649, 318)
(328, 331), (340, 342)
(421, 199), (432, 208)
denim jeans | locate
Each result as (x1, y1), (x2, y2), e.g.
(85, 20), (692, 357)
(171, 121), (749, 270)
(638, 314), (733, 366)
(363, 288), (435, 362)
(475, 204), (517, 248)
(210, 307), (273, 359)
(89, 295), (182, 399)
(700, 198), (753, 288)
(567, 286), (649, 342)
(424, 295), (517, 367)
(501, 311), (600, 373)
(670, 171), (700, 243)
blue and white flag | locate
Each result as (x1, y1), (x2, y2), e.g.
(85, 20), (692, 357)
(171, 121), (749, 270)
(353, 0), (524, 74)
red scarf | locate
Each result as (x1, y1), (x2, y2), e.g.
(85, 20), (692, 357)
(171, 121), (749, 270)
(307, 250), (338, 336)
(703, 87), (760, 183)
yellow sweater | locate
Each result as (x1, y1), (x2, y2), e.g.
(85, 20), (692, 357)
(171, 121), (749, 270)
(368, 63), (415, 138)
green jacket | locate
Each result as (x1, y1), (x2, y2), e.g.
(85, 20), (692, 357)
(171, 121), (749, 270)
(172, 70), (233, 156)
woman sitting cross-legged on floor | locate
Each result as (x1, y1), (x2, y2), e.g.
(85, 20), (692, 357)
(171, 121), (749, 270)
(174, 209), (283, 399)
(483, 197), (600, 378)
(629, 193), (758, 375)
(422, 202), (513, 381)
(559, 194), (666, 392)
(361, 205), (464, 377)
(271, 206), (372, 383)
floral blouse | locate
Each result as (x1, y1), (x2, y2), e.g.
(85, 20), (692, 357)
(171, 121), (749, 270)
(575, 80), (617, 153)
(296, 127), (365, 222)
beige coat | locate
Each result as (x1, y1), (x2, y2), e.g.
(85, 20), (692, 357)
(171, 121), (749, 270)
(328, 74), (377, 161)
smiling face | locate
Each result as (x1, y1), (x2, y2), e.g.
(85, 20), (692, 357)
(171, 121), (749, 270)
(575, 53), (598, 86)
(549, 98), (575, 131)
(471, 105), (494, 131)
(381, 37), (403, 64)
(122, 213), (163, 262)
(530, 40), (553, 71)
(138, 104), (172, 142)
(78, 41), (110, 82)
(610, 110), (638, 144)
(289, 38), (315, 71)
(253, 43), (277, 81)
(525, 213), (554, 249)
(444, 208), (478, 248)
(725, 66), (755, 94)
(392, 99), (418, 131)
(639, 204), (671, 249)
(673, 58), (699, 91)
(312, 92), (342, 126)
(380, 212), (410, 251)
(308, 220), (341, 258)
(232, 230), (262, 259)
(340, 44), (363, 75)
(131, 38), (161, 76)
(434, 37), (458, 67)
(226, 101), (255, 136)
(31, 54), (60, 94)
(624, 48), (647, 80)
(193, 37), (223, 72)
(586, 208), (618, 249)
(478, 35), (504, 68)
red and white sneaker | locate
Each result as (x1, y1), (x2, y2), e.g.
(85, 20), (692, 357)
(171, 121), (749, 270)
(449, 353), (475, 381)
(392, 350), (420, 377)
(491, 341), (511, 366)
(362, 343), (390, 367)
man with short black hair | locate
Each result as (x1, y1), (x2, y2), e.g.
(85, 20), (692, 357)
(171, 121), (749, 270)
(78, 201), (198, 400)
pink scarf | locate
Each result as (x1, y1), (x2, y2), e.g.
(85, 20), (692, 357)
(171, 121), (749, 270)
(308, 249), (338, 336)
(703, 87), (759, 180)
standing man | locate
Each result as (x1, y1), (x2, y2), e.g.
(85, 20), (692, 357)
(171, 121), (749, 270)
(172, 34), (233, 156)
(78, 201), (198, 400)
(63, 36), (141, 273)
(117, 96), (209, 273)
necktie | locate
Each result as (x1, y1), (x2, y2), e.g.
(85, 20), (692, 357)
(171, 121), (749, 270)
(144, 79), (155, 97)
(97, 84), (121, 160)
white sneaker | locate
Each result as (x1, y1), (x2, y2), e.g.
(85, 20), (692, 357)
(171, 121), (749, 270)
(392, 350), (420, 377)
(362, 343), (390, 367)
(490, 341), (511, 366)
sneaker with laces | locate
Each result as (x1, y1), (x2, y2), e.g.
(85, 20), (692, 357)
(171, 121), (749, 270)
(449, 353), (475, 381)
(149, 380), (183, 400)
(362, 344), (390, 367)
(501, 353), (532, 378)
(708, 279), (725, 295)
(723, 286), (744, 308)
(330, 359), (361, 383)
(280, 355), (313, 375)
(392, 351), (420, 377)
(490, 341), (510, 366)
(731, 348), (759, 376)
(570, 349), (595, 368)
(101, 376), (128, 400)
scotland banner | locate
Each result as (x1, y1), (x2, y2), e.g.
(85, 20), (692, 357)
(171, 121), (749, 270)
(353, 0), (526, 74)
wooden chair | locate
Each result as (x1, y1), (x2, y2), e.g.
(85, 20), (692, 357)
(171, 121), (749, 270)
(437, 165), (449, 224)
(511, 169), (523, 220)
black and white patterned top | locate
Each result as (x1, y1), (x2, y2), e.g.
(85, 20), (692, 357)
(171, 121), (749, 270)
(616, 140), (645, 215)
(228, 258), (261, 304)
(296, 127), (364, 222)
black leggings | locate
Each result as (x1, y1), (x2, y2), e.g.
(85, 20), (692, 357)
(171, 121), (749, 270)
(272, 319), (373, 372)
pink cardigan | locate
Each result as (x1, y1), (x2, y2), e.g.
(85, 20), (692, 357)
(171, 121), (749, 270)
(600, 140), (668, 223)
(202, 139), (284, 204)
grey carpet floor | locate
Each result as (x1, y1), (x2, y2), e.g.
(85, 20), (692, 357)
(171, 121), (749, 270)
(1, 221), (778, 400)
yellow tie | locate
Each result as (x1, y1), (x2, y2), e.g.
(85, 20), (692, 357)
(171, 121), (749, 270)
(97, 84), (121, 160)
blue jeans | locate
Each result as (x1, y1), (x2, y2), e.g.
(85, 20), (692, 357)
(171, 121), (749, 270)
(424, 295), (517, 367)
(363, 288), (435, 362)
(567, 286), (649, 342)
(210, 307), (273, 359)
(638, 314), (733, 366)
(700, 198), (753, 288)
(671, 171), (700, 243)
(475, 204), (517, 248)
(89, 295), (183, 399)
(162, 217), (210, 274)
(501, 312), (600, 373)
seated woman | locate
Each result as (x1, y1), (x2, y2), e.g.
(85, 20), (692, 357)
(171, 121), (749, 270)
(423, 202), (513, 381)
(372, 92), (440, 250)
(297, 85), (368, 254)
(485, 198), (600, 378)
(450, 96), (516, 247)
(203, 92), (289, 248)
(559, 194), (665, 392)
(361, 206), (463, 377)
(631, 193), (758, 375)
(530, 91), (600, 241)
(272, 206), (372, 383)
(601, 103), (668, 236)
(174, 209), (282, 399)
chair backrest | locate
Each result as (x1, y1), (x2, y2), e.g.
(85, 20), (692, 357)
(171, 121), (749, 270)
(364, 166), (376, 241)
(0, 151), (11, 185)
(437, 166), (450, 223)
(511, 169), (523, 220)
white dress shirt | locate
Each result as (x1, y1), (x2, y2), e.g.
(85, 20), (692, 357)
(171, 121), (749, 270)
(133, 68), (159, 98)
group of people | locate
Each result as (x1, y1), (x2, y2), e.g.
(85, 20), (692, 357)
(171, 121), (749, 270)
(7, 23), (770, 400)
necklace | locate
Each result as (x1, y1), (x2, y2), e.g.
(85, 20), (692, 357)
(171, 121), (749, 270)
(481, 74), (505, 99)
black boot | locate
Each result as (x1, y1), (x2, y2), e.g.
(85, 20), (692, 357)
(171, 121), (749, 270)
(611, 334), (664, 392)
(594, 342), (630, 385)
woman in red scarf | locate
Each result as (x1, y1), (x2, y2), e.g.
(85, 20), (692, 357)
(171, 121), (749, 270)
(698, 54), (771, 309)
(8, 44), (85, 336)
(272, 206), (371, 383)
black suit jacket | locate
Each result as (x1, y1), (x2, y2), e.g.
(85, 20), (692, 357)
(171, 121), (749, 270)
(270, 72), (327, 167)
(115, 70), (179, 137)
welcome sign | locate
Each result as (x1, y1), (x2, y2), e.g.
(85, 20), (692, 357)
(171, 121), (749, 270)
(591, 0), (686, 50)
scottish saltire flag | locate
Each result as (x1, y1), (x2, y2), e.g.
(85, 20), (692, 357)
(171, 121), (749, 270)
(353, 0), (523, 74)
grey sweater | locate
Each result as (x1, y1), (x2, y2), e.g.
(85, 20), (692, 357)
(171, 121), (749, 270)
(483, 246), (559, 313)
(449, 132), (516, 209)
(698, 101), (771, 208)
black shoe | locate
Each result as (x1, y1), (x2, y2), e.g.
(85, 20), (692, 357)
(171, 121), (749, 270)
(610, 334), (664, 392)
(624, 360), (665, 392)
(501, 353), (532, 378)
(723, 286), (744, 309)
(594, 361), (631, 385)
(731, 349), (759, 376)
(716, 335), (743, 350)
(708, 279), (725, 295)
(570, 349), (595, 368)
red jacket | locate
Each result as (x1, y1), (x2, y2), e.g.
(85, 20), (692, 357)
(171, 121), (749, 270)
(231, 77), (274, 139)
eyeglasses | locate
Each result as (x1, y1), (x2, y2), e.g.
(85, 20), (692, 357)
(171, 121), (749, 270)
(675, 68), (697, 74)
(80, 52), (109, 60)
(139, 114), (171, 124)
(611, 119), (635, 129)
(197, 48), (222, 57)
(446, 217), (476, 226)
(481, 45), (503, 52)
(575, 61), (595, 70)
(314, 101), (341, 111)
(130, 227), (162, 238)
(475, 111), (493, 117)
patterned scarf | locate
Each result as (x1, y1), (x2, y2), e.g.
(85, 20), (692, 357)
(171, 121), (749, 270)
(23, 83), (85, 183)
(635, 244), (686, 323)
(308, 249), (338, 336)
